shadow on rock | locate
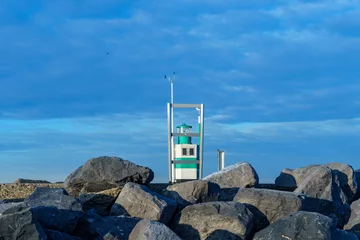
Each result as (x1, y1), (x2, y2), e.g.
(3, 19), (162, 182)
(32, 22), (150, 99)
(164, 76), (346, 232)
(301, 196), (351, 228)
(205, 229), (244, 240)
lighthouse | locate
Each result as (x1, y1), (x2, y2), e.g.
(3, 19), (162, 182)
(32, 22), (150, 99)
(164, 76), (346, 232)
(174, 123), (199, 181)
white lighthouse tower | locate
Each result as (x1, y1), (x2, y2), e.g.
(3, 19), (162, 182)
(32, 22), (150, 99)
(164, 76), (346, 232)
(174, 123), (199, 181)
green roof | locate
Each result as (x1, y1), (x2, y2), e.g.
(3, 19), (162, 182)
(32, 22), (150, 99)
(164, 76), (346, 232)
(176, 123), (192, 129)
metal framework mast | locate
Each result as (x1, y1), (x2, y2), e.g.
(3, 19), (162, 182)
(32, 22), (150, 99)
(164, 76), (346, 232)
(167, 102), (204, 183)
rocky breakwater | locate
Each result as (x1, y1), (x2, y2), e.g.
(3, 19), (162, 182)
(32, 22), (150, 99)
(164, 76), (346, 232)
(0, 156), (360, 240)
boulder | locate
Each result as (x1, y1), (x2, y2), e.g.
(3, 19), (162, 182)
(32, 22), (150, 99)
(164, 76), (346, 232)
(162, 180), (220, 209)
(276, 163), (357, 203)
(0, 202), (25, 215)
(129, 219), (181, 240)
(253, 211), (357, 240)
(73, 209), (140, 239)
(79, 190), (119, 216)
(13, 222), (47, 240)
(13, 178), (51, 184)
(344, 198), (360, 236)
(171, 201), (254, 240)
(110, 182), (177, 225)
(325, 162), (357, 203)
(63, 156), (154, 196)
(24, 187), (82, 211)
(293, 165), (347, 204)
(233, 188), (305, 232)
(31, 206), (82, 234)
(203, 162), (259, 189)
(0, 208), (36, 240)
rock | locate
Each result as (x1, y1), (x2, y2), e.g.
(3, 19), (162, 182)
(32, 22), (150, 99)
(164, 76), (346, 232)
(162, 180), (220, 209)
(63, 156), (154, 196)
(129, 219), (181, 240)
(276, 163), (358, 203)
(0, 202), (25, 215)
(24, 187), (82, 211)
(110, 182), (177, 225)
(354, 169), (360, 201)
(0, 208), (36, 240)
(13, 222), (47, 240)
(79, 191), (118, 216)
(73, 209), (140, 239)
(45, 230), (82, 240)
(171, 201), (254, 240)
(233, 188), (305, 232)
(203, 162), (259, 189)
(344, 198), (360, 236)
(253, 211), (357, 240)
(293, 165), (347, 204)
(325, 162), (357, 203)
(13, 178), (51, 184)
(31, 206), (82, 234)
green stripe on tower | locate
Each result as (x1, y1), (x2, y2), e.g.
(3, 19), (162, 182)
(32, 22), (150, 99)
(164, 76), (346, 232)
(174, 157), (198, 168)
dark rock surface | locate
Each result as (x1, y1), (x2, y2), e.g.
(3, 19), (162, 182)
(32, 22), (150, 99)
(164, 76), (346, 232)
(253, 211), (357, 240)
(79, 193), (116, 216)
(110, 182), (177, 225)
(171, 201), (254, 240)
(63, 156), (154, 196)
(0, 208), (37, 240)
(73, 209), (140, 240)
(24, 187), (82, 211)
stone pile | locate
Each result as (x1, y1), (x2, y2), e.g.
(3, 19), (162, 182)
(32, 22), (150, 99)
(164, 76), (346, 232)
(0, 156), (359, 239)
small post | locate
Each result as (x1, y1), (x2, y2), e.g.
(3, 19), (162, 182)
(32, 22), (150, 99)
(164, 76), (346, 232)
(217, 149), (225, 171)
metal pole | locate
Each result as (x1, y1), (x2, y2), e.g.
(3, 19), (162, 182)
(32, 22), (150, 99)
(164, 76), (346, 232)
(199, 104), (204, 179)
(167, 103), (172, 183)
(170, 77), (175, 183)
(221, 151), (225, 170)
(217, 149), (220, 171)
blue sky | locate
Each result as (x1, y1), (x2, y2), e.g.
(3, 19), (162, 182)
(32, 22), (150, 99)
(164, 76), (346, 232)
(1, 0), (360, 183)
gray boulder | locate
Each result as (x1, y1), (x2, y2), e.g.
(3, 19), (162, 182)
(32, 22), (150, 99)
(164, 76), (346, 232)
(253, 211), (357, 240)
(24, 187), (82, 211)
(162, 180), (220, 209)
(110, 182), (177, 225)
(31, 206), (82, 234)
(276, 163), (357, 203)
(0, 208), (37, 240)
(233, 188), (305, 232)
(0, 202), (25, 215)
(63, 156), (154, 196)
(203, 162), (259, 189)
(293, 165), (347, 204)
(13, 222), (47, 240)
(344, 198), (360, 237)
(171, 201), (254, 240)
(129, 219), (181, 240)
(325, 162), (357, 203)
(79, 192), (117, 216)
(73, 209), (140, 240)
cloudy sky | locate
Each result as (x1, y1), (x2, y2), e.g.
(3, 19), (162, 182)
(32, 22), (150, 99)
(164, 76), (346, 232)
(1, 0), (360, 183)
